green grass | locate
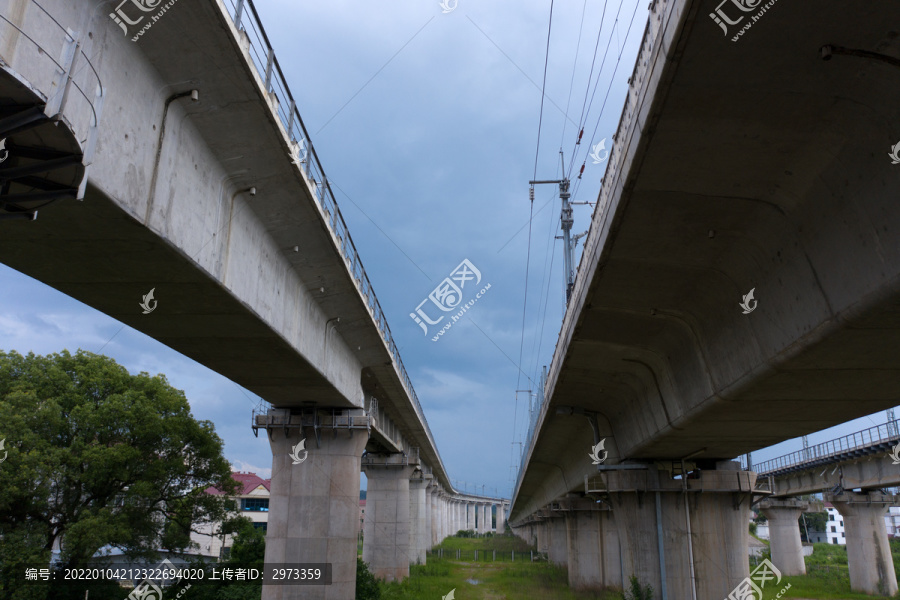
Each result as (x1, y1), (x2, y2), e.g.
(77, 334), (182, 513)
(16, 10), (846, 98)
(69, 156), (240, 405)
(364, 534), (900, 599)
(755, 542), (900, 599)
(379, 535), (621, 600)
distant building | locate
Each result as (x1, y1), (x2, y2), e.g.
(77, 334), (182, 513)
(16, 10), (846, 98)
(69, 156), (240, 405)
(190, 471), (271, 558)
(885, 506), (900, 537)
(807, 503), (845, 545)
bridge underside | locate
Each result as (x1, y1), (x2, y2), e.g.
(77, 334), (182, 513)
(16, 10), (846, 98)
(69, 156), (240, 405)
(515, 0), (900, 522)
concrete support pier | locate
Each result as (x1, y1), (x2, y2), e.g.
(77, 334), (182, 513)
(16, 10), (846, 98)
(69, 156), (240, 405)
(758, 498), (810, 576)
(826, 491), (899, 596)
(428, 485), (440, 547)
(603, 461), (755, 600)
(441, 495), (449, 540)
(480, 504), (489, 534)
(408, 474), (428, 565)
(560, 499), (619, 590)
(467, 502), (475, 532)
(259, 409), (369, 600)
(547, 516), (568, 565)
(497, 502), (506, 533)
(362, 457), (416, 582)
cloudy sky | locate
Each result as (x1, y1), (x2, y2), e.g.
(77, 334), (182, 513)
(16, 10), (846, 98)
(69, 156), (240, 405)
(1, 0), (896, 497)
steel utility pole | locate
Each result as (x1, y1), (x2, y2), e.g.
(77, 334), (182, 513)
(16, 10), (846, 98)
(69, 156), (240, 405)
(530, 176), (575, 302)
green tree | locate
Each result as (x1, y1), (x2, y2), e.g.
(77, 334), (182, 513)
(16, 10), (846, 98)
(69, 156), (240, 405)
(800, 511), (828, 542)
(164, 516), (265, 600)
(0, 349), (239, 599)
(356, 558), (380, 600)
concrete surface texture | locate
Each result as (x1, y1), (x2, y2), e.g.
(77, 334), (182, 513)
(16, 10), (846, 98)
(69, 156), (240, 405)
(758, 499), (810, 576)
(826, 492), (899, 596)
(509, 0), (900, 595)
(512, 0), (900, 525)
(264, 429), (367, 600)
(362, 465), (416, 582)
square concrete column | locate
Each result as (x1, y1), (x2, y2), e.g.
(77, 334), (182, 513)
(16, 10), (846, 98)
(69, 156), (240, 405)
(565, 510), (620, 590)
(450, 499), (457, 536)
(826, 491), (899, 596)
(424, 483), (433, 551)
(480, 504), (488, 534)
(440, 496), (447, 541)
(758, 498), (812, 576)
(607, 461), (755, 600)
(467, 502), (475, 531)
(362, 464), (416, 582)
(441, 495), (448, 541)
(457, 501), (464, 534)
(262, 418), (368, 600)
(497, 503), (506, 533)
(408, 476), (428, 565)
(428, 486), (440, 547)
(547, 516), (567, 565)
(451, 500), (459, 535)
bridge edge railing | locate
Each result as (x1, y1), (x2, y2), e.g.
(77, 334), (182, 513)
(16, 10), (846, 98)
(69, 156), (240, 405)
(220, 0), (444, 480)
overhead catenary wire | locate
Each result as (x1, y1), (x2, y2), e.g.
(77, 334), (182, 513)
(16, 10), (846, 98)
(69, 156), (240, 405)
(566, 0), (613, 176)
(514, 0), (556, 466)
(559, 0), (590, 149)
(572, 0), (642, 193)
(567, 0), (622, 179)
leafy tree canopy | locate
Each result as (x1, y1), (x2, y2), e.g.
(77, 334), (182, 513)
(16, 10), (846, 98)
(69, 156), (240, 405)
(0, 349), (239, 597)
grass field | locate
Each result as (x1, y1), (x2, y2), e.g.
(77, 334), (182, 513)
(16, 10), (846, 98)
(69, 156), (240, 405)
(362, 535), (900, 599)
(377, 534), (621, 600)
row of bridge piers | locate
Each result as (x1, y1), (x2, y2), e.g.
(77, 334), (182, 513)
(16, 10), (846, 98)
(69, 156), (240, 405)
(760, 492), (899, 596)
(258, 411), (508, 599)
(510, 461), (899, 598)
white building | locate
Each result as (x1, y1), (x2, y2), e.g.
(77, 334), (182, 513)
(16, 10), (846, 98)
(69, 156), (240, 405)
(808, 504), (846, 545)
(884, 506), (900, 537)
(190, 471), (271, 558)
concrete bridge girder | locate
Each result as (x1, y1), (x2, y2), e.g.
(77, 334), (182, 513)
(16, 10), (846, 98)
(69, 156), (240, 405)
(514, 0), (900, 538)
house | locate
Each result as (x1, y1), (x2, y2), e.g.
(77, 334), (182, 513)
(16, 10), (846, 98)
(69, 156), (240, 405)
(190, 471), (271, 558)
(806, 503), (846, 545)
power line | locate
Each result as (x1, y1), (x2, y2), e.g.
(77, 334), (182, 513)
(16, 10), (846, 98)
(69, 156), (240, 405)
(567, 0), (613, 175)
(567, 0), (623, 178)
(515, 0), (557, 450)
(559, 0), (590, 149)
(573, 0), (642, 191)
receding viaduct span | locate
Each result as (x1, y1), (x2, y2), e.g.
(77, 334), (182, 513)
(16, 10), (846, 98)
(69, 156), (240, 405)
(750, 421), (900, 593)
(508, 0), (900, 599)
(0, 0), (507, 598)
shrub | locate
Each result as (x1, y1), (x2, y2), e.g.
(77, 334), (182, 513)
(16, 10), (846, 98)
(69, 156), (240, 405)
(356, 558), (381, 600)
(623, 575), (653, 600)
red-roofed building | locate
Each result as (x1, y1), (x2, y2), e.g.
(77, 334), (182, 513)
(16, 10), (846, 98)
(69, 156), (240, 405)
(191, 471), (272, 558)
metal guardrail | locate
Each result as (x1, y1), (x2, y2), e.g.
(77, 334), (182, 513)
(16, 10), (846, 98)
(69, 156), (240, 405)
(754, 420), (900, 476)
(222, 0), (441, 470)
(0, 0), (104, 166)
